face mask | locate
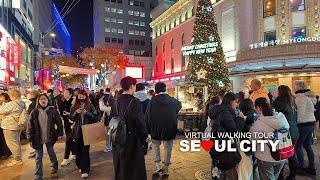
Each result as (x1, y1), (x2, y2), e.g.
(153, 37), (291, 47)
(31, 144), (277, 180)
(79, 99), (86, 103)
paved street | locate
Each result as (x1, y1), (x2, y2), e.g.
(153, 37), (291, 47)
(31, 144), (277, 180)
(0, 136), (319, 180)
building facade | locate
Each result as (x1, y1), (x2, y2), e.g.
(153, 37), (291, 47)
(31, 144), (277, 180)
(150, 0), (320, 95)
(0, 0), (34, 87)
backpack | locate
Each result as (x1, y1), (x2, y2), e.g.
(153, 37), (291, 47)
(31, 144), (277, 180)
(268, 128), (294, 161)
(108, 99), (134, 147)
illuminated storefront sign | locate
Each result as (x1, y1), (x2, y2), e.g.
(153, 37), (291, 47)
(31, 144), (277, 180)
(249, 36), (320, 49)
(125, 66), (144, 79)
(181, 42), (218, 56)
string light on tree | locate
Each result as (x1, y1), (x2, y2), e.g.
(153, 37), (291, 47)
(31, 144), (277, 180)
(185, 0), (231, 96)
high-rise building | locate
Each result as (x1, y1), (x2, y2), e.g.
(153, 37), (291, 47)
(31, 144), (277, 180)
(93, 0), (158, 57)
(0, 0), (34, 87)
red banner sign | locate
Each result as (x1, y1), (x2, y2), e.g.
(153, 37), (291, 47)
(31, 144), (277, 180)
(12, 44), (20, 67)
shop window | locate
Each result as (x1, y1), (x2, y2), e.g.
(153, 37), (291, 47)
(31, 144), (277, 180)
(292, 27), (306, 39)
(170, 39), (174, 49)
(264, 31), (276, 42)
(291, 0), (305, 11)
(263, 0), (276, 18)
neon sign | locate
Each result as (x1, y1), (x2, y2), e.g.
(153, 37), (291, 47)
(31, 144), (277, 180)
(249, 36), (320, 49)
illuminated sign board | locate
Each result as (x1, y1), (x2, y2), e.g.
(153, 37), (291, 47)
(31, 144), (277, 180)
(249, 36), (320, 49)
(125, 66), (144, 79)
(181, 42), (218, 56)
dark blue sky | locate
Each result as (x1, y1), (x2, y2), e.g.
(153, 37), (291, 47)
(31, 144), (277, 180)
(53, 0), (93, 51)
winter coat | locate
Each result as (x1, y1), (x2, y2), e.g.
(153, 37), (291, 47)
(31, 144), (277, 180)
(249, 86), (270, 104)
(273, 98), (299, 141)
(145, 93), (182, 141)
(48, 94), (55, 106)
(70, 104), (98, 139)
(208, 104), (240, 133)
(0, 100), (26, 130)
(134, 91), (150, 114)
(243, 109), (257, 132)
(27, 107), (63, 150)
(295, 89), (317, 125)
(250, 112), (289, 162)
(109, 94), (148, 180)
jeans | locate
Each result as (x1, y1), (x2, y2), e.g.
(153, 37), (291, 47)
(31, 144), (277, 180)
(296, 124), (315, 169)
(64, 124), (75, 159)
(257, 159), (285, 180)
(151, 139), (173, 165)
(3, 130), (22, 161)
(105, 127), (112, 149)
(75, 137), (90, 173)
(35, 144), (58, 179)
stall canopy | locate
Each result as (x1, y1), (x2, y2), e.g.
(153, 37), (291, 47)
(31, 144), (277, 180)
(59, 65), (97, 74)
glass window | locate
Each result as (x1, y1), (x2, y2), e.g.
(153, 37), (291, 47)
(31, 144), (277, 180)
(140, 22), (145, 26)
(105, 7), (110, 12)
(111, 28), (117, 33)
(128, 10), (134, 15)
(171, 58), (174, 72)
(163, 60), (166, 71)
(129, 0), (134, 5)
(128, 20), (133, 25)
(170, 39), (174, 49)
(134, 1), (139, 6)
(140, 31), (145, 36)
(135, 50), (141, 55)
(117, 19), (123, 24)
(134, 11), (140, 16)
(118, 38), (123, 44)
(129, 39), (134, 45)
(140, 2), (145, 7)
(118, 29), (124, 34)
(162, 43), (165, 52)
(141, 41), (145, 46)
(181, 55), (186, 68)
(111, 18), (116, 23)
(263, 0), (276, 18)
(129, 30), (134, 35)
(111, 8), (117, 13)
(111, 0), (116, 2)
(134, 21), (139, 26)
(291, 0), (305, 11)
(105, 17), (110, 22)
(105, 37), (111, 43)
(140, 12), (145, 17)
(135, 40), (140, 45)
(112, 38), (117, 43)
(105, 28), (111, 32)
(181, 33), (185, 45)
(292, 27), (306, 39)
(135, 30), (140, 35)
(117, 0), (122, 3)
(141, 50), (145, 56)
(117, 9), (123, 14)
(28, 9), (32, 21)
(264, 31), (277, 42)
(129, 50), (135, 55)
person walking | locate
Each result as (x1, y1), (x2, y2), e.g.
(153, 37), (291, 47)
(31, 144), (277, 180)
(249, 79), (270, 103)
(0, 89), (26, 167)
(109, 76), (148, 180)
(26, 89), (40, 158)
(134, 83), (150, 114)
(46, 89), (55, 106)
(71, 90), (98, 178)
(27, 94), (63, 180)
(0, 94), (11, 160)
(293, 80), (317, 177)
(273, 85), (299, 180)
(145, 82), (181, 176)
(250, 97), (289, 180)
(60, 88), (76, 166)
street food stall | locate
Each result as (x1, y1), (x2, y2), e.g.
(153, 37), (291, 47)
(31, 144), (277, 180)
(175, 81), (208, 132)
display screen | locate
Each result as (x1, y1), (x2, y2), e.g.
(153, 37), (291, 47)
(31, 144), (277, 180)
(125, 66), (143, 79)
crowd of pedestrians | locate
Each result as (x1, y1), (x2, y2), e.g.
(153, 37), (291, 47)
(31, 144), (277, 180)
(0, 77), (318, 180)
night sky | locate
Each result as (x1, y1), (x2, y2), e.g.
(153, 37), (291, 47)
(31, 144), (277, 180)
(53, 0), (93, 53)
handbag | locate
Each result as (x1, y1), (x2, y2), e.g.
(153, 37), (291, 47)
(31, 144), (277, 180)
(82, 121), (106, 145)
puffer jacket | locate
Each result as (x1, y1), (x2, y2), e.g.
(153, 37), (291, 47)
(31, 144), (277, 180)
(250, 112), (289, 162)
(0, 100), (26, 130)
(295, 89), (317, 125)
(249, 86), (270, 104)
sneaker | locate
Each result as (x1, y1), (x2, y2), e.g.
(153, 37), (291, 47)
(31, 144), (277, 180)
(153, 163), (163, 175)
(51, 168), (58, 174)
(6, 160), (23, 167)
(69, 155), (76, 161)
(103, 147), (112, 153)
(81, 173), (89, 178)
(161, 165), (169, 176)
(61, 159), (71, 166)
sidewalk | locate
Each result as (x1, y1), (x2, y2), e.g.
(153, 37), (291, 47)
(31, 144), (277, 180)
(0, 136), (319, 180)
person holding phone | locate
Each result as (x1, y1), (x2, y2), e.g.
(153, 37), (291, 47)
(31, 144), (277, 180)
(71, 90), (97, 178)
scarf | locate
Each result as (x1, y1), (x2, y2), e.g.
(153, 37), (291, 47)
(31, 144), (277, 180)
(38, 108), (50, 144)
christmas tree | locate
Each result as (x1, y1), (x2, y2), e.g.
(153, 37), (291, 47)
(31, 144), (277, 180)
(186, 0), (230, 96)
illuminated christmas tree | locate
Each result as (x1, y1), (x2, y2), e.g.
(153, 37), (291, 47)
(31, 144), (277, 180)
(186, 0), (230, 96)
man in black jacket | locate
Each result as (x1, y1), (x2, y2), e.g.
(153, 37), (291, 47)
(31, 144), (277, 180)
(145, 82), (182, 176)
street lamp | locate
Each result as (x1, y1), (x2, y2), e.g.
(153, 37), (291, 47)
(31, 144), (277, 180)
(49, 33), (56, 38)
